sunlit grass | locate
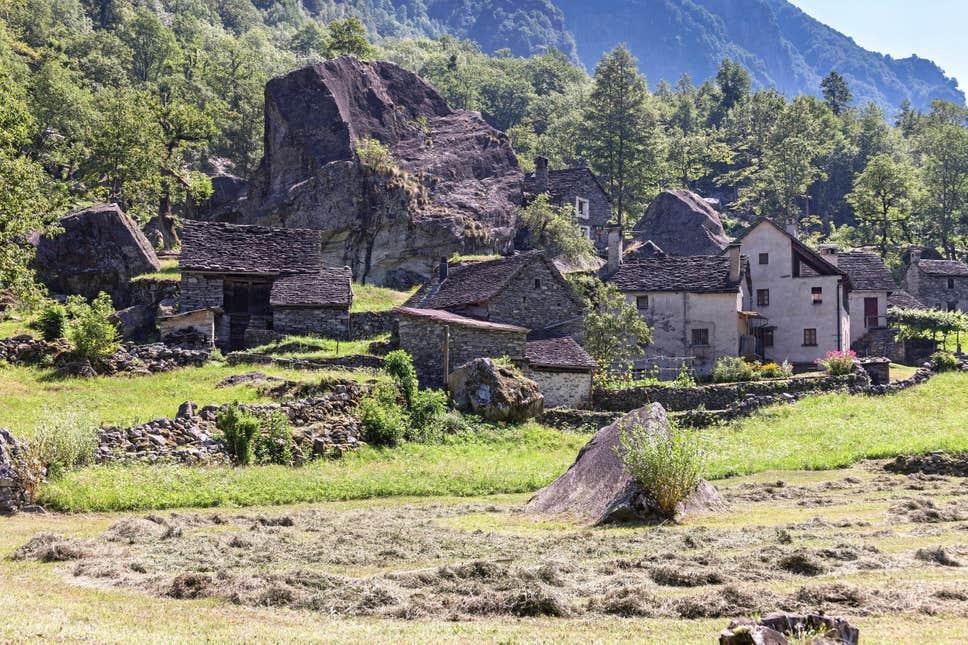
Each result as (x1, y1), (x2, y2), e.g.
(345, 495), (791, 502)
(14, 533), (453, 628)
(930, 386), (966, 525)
(350, 283), (416, 313)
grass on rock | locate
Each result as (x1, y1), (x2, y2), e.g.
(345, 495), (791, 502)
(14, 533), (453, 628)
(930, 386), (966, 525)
(245, 334), (388, 359)
(130, 257), (181, 282)
(350, 283), (416, 313)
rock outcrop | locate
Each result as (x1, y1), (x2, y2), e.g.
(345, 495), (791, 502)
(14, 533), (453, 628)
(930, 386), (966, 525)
(210, 57), (522, 287)
(631, 189), (731, 256)
(447, 358), (544, 423)
(33, 203), (160, 306)
(720, 612), (859, 645)
(526, 403), (726, 524)
(0, 428), (29, 515)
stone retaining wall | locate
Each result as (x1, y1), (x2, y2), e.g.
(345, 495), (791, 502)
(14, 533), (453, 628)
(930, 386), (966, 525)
(349, 311), (397, 339)
(227, 351), (383, 371)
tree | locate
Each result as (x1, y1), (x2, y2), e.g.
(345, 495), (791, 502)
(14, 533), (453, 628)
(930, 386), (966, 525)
(327, 18), (373, 60)
(582, 279), (652, 374)
(518, 193), (596, 261)
(666, 127), (732, 189)
(290, 22), (328, 58)
(914, 102), (968, 257)
(711, 58), (751, 125)
(120, 8), (180, 84)
(821, 71), (853, 116)
(581, 45), (663, 230)
(846, 153), (920, 254)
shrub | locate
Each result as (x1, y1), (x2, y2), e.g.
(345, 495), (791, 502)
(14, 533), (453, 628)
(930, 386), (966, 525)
(24, 408), (98, 478)
(672, 362), (696, 387)
(216, 404), (261, 466)
(253, 412), (294, 466)
(65, 293), (119, 363)
(816, 350), (856, 375)
(383, 349), (418, 407)
(34, 301), (68, 341)
(355, 137), (394, 172)
(406, 388), (448, 443)
(712, 356), (757, 383)
(358, 382), (408, 447)
(619, 422), (705, 518)
(930, 350), (960, 372)
(757, 362), (784, 379)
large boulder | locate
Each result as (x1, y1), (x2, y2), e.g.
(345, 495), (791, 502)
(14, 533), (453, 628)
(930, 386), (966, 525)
(526, 403), (726, 524)
(33, 203), (160, 306)
(212, 57), (522, 287)
(447, 358), (544, 423)
(632, 189), (731, 256)
(0, 428), (29, 515)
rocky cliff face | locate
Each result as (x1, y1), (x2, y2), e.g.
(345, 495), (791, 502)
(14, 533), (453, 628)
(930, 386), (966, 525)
(220, 57), (522, 287)
(631, 190), (731, 257)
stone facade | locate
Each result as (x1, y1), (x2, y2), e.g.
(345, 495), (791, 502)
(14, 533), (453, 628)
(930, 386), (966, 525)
(852, 326), (896, 359)
(178, 272), (225, 311)
(525, 368), (592, 408)
(398, 309), (528, 387)
(274, 306), (350, 338)
(523, 159), (613, 254)
(158, 309), (216, 349)
(903, 252), (968, 313)
(482, 257), (585, 339)
(349, 311), (397, 340)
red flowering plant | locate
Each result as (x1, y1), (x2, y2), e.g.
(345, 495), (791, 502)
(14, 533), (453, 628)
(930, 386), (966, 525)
(815, 349), (857, 375)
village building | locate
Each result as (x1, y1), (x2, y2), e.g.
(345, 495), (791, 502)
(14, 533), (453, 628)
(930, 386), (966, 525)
(831, 248), (898, 357)
(888, 289), (927, 310)
(902, 250), (968, 313)
(405, 251), (587, 340)
(733, 219), (850, 365)
(609, 245), (752, 377)
(523, 337), (598, 408)
(177, 220), (352, 349)
(523, 156), (613, 253)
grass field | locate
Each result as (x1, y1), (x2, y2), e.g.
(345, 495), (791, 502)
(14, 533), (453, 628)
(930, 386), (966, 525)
(31, 371), (968, 512)
(0, 316), (35, 338)
(130, 257), (181, 282)
(246, 333), (389, 359)
(350, 283), (416, 313)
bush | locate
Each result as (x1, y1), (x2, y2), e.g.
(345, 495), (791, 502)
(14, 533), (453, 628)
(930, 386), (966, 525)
(358, 382), (408, 447)
(672, 362), (696, 387)
(619, 422), (705, 518)
(384, 349), (418, 407)
(65, 293), (119, 363)
(24, 408), (99, 478)
(253, 412), (294, 466)
(216, 404), (261, 466)
(712, 356), (757, 383)
(355, 137), (394, 172)
(816, 350), (856, 375)
(34, 301), (68, 341)
(756, 361), (792, 379)
(406, 389), (448, 443)
(930, 350), (960, 372)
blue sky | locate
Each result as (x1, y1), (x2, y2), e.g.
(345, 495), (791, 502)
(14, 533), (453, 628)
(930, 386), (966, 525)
(791, 0), (967, 90)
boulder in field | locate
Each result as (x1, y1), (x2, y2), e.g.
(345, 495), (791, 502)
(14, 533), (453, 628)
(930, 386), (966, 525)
(632, 189), (731, 256)
(33, 203), (160, 306)
(447, 358), (544, 423)
(525, 403), (726, 524)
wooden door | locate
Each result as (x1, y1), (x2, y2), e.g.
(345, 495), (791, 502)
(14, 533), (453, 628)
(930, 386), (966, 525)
(864, 297), (879, 328)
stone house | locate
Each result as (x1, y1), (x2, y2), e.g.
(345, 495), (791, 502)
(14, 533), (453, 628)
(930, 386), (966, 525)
(732, 219), (850, 366)
(609, 245), (752, 377)
(831, 248), (898, 357)
(523, 337), (597, 408)
(178, 221), (352, 349)
(405, 251), (587, 341)
(523, 156), (613, 253)
(903, 250), (968, 313)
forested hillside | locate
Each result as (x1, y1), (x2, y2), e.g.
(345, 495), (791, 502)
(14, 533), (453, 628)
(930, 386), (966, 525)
(2, 0), (968, 304)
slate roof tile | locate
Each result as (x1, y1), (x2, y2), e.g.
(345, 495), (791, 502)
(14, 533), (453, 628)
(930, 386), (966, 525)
(838, 250), (897, 291)
(269, 268), (353, 307)
(918, 259), (968, 277)
(180, 220), (322, 275)
(610, 255), (745, 293)
(526, 337), (597, 371)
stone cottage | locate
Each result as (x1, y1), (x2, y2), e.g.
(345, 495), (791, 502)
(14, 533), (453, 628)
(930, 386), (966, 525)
(732, 219), (850, 366)
(523, 156), (613, 253)
(524, 337), (597, 407)
(178, 221), (352, 349)
(609, 245), (751, 377)
(405, 251), (587, 341)
(831, 248), (898, 357)
(903, 250), (968, 313)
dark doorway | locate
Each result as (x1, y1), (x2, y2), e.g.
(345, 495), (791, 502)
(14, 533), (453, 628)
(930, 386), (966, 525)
(224, 278), (271, 350)
(863, 297), (879, 328)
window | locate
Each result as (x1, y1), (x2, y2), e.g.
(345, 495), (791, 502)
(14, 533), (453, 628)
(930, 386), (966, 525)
(575, 197), (590, 220)
(948, 278), (956, 289)
(691, 328), (710, 346)
(756, 289), (770, 306)
(811, 287), (823, 304)
(579, 225), (591, 239)
(803, 328), (817, 346)
(534, 278), (541, 289)
(762, 329), (774, 348)
(758, 252), (769, 265)
(636, 295), (649, 311)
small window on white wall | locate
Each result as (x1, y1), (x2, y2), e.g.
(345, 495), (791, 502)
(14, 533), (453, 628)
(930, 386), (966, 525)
(575, 197), (590, 220)
(579, 225), (591, 239)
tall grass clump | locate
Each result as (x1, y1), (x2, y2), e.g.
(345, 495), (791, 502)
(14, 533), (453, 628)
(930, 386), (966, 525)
(619, 421), (705, 517)
(712, 356), (756, 383)
(216, 404), (261, 465)
(32, 301), (68, 341)
(66, 293), (119, 363)
(25, 408), (99, 479)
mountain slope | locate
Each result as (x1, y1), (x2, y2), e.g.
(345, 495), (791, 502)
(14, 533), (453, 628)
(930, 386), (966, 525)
(555, 0), (963, 111)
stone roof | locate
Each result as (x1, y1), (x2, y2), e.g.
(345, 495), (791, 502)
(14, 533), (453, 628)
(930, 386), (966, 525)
(918, 259), (968, 277)
(270, 268), (352, 308)
(180, 220), (322, 275)
(523, 167), (611, 227)
(610, 255), (746, 293)
(407, 251), (580, 310)
(526, 337), (597, 371)
(838, 250), (897, 291)
(397, 307), (529, 333)
(888, 290), (927, 310)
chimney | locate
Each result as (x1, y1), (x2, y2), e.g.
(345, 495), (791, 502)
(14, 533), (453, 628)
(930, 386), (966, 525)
(535, 156), (549, 193)
(785, 217), (798, 239)
(818, 243), (839, 267)
(726, 243), (741, 284)
(607, 227), (623, 274)
(438, 257), (448, 282)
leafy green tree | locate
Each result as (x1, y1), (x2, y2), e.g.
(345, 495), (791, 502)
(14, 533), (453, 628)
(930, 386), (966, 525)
(120, 8), (180, 84)
(711, 58), (751, 125)
(821, 71), (853, 116)
(846, 153), (921, 254)
(479, 72), (534, 132)
(327, 18), (373, 59)
(582, 279), (653, 374)
(913, 101), (968, 257)
(519, 193), (596, 262)
(290, 22), (328, 58)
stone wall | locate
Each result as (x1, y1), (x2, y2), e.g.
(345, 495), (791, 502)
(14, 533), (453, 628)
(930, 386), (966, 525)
(274, 306), (350, 339)
(593, 372), (865, 413)
(349, 311), (397, 339)
(483, 259), (585, 340)
(526, 368), (592, 408)
(851, 326), (896, 359)
(0, 428), (28, 515)
(398, 314), (527, 387)
(227, 351), (383, 371)
(158, 309), (215, 349)
(179, 272), (223, 311)
(908, 269), (968, 313)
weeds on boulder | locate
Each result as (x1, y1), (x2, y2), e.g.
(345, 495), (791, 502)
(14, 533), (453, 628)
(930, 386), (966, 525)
(619, 420), (705, 517)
